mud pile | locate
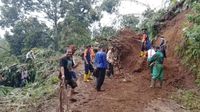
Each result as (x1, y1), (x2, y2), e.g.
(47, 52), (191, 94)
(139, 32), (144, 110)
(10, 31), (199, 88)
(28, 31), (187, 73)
(110, 10), (195, 89)
(111, 28), (145, 75)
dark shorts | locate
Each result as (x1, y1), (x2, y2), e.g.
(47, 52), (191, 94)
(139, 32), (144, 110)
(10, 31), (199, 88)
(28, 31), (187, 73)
(69, 71), (77, 81)
(65, 80), (77, 89)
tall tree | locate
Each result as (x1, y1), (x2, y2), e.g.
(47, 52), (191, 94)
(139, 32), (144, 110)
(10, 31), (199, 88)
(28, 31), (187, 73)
(58, 0), (101, 47)
(5, 18), (51, 55)
(0, 0), (69, 50)
(0, 0), (103, 50)
(35, 0), (70, 50)
(0, 0), (36, 27)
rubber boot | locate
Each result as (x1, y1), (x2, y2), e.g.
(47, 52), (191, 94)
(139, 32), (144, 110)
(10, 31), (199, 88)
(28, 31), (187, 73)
(150, 79), (156, 88)
(143, 51), (147, 58)
(86, 73), (91, 82)
(84, 74), (89, 82)
(140, 51), (144, 57)
(88, 72), (93, 80)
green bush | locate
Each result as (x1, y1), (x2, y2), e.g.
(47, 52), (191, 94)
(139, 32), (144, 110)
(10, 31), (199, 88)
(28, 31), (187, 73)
(172, 90), (200, 111)
(0, 86), (13, 96)
(49, 75), (60, 85)
(177, 3), (200, 86)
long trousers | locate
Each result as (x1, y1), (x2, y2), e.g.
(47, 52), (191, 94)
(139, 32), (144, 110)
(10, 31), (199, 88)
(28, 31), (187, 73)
(107, 63), (114, 77)
(96, 68), (106, 91)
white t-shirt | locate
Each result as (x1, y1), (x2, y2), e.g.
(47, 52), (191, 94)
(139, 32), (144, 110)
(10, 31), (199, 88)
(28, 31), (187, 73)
(21, 70), (28, 79)
(26, 51), (35, 59)
(147, 48), (156, 59)
(107, 50), (114, 64)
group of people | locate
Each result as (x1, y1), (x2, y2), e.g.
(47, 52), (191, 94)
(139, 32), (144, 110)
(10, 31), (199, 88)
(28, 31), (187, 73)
(141, 29), (167, 88)
(59, 44), (115, 99)
(59, 29), (167, 100)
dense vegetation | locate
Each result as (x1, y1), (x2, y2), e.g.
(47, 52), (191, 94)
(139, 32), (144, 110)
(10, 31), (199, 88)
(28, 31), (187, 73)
(0, 0), (122, 87)
(177, 1), (200, 86)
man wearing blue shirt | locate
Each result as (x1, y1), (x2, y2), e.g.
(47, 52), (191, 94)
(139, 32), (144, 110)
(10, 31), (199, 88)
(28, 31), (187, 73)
(94, 46), (107, 91)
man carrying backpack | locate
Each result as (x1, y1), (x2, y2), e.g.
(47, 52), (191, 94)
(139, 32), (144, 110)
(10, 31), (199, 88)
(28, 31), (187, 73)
(83, 45), (95, 82)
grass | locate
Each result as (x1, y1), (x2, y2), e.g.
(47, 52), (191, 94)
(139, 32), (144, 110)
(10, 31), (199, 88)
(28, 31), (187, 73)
(0, 48), (61, 112)
(172, 89), (200, 112)
(0, 75), (59, 112)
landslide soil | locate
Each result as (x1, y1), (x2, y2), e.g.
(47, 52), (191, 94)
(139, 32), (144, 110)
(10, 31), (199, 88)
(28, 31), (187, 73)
(36, 10), (196, 112)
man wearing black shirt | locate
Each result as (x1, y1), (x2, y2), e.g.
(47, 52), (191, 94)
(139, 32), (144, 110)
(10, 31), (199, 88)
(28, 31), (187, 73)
(60, 48), (79, 97)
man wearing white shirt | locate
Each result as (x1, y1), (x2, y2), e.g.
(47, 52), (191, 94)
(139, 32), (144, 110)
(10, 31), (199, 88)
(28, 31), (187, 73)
(106, 47), (114, 77)
(147, 46), (156, 59)
(26, 50), (35, 62)
(147, 46), (156, 74)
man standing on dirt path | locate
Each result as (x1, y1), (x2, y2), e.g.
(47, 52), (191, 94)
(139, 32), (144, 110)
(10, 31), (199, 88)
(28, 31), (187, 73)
(68, 45), (80, 81)
(148, 47), (164, 88)
(106, 46), (114, 78)
(60, 48), (79, 99)
(83, 45), (95, 82)
(140, 29), (151, 58)
(94, 45), (107, 91)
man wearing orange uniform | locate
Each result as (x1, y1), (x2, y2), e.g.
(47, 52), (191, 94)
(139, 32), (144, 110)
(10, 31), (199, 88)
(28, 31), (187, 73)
(83, 45), (95, 82)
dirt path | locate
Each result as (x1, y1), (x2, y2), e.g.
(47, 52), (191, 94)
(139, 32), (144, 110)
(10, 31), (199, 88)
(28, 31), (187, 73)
(64, 59), (192, 112)
(37, 57), (194, 112)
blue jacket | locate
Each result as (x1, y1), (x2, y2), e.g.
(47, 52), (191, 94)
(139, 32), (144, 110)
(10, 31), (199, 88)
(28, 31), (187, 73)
(146, 39), (151, 50)
(95, 51), (107, 69)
